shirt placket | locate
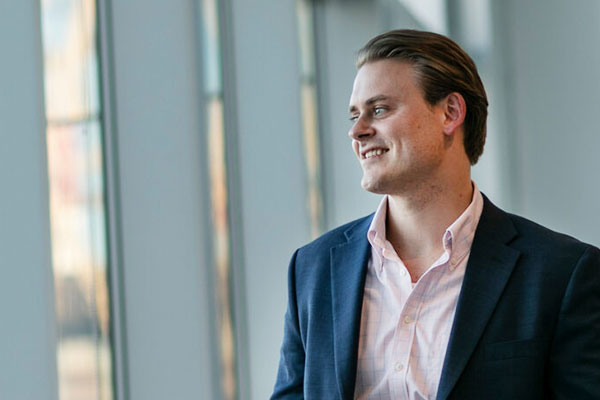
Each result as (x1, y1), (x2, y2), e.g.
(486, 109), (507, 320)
(392, 257), (448, 399)
(387, 258), (417, 399)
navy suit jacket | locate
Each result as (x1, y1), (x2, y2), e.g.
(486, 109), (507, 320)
(271, 196), (600, 399)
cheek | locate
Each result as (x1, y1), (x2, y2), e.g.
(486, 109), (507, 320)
(352, 140), (360, 157)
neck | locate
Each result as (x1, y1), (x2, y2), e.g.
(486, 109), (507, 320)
(385, 177), (473, 280)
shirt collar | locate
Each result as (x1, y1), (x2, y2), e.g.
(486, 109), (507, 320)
(367, 182), (484, 272)
(443, 183), (484, 270)
(367, 195), (390, 269)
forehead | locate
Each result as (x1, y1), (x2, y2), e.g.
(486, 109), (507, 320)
(349, 59), (420, 106)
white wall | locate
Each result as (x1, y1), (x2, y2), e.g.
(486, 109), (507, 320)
(0, 1), (58, 400)
(491, 0), (600, 246)
(227, 0), (311, 397)
(108, 1), (216, 399)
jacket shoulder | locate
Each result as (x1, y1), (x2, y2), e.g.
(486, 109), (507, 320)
(296, 214), (373, 256)
(507, 211), (596, 255)
(480, 194), (597, 256)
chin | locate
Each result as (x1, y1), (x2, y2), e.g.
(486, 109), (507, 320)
(361, 176), (389, 195)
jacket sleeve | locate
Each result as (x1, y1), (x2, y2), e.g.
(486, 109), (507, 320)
(271, 250), (305, 399)
(548, 245), (600, 398)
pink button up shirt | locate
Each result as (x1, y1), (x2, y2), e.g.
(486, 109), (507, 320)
(354, 185), (484, 400)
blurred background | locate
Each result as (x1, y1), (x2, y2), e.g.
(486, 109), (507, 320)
(1, 0), (599, 399)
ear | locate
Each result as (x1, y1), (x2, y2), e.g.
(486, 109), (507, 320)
(442, 92), (466, 136)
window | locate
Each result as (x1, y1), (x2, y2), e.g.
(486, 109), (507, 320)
(40, 0), (114, 398)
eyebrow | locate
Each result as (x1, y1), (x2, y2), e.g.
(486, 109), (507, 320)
(349, 94), (390, 113)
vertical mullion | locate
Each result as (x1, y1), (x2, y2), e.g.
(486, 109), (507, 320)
(96, 0), (129, 399)
(218, 0), (250, 396)
(198, 0), (243, 398)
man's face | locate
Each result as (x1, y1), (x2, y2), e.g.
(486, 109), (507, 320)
(348, 60), (450, 195)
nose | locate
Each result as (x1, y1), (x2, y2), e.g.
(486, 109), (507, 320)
(348, 115), (375, 141)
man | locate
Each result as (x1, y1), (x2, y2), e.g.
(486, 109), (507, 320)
(271, 29), (600, 399)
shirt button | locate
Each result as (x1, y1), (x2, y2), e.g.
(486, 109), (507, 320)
(403, 315), (412, 324)
(400, 269), (407, 276)
(394, 362), (404, 371)
(450, 258), (457, 266)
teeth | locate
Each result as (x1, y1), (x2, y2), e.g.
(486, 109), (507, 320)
(364, 149), (387, 159)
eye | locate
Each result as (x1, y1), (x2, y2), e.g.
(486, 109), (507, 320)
(349, 114), (359, 122)
(374, 106), (386, 116)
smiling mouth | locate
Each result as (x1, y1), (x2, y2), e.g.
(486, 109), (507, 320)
(362, 148), (389, 160)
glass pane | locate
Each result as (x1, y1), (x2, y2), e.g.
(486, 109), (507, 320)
(40, 0), (114, 399)
(41, 0), (101, 121)
(200, 0), (238, 398)
(47, 122), (113, 400)
(296, 0), (324, 238)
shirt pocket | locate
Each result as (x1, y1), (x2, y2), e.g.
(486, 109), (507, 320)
(484, 338), (543, 361)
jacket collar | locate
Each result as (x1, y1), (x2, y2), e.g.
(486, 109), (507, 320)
(330, 214), (373, 400)
(436, 195), (520, 399)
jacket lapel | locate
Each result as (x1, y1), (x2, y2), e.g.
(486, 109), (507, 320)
(330, 216), (372, 400)
(436, 196), (521, 400)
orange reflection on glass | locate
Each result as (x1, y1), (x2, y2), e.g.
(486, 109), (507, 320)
(201, 0), (238, 397)
(207, 98), (236, 400)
